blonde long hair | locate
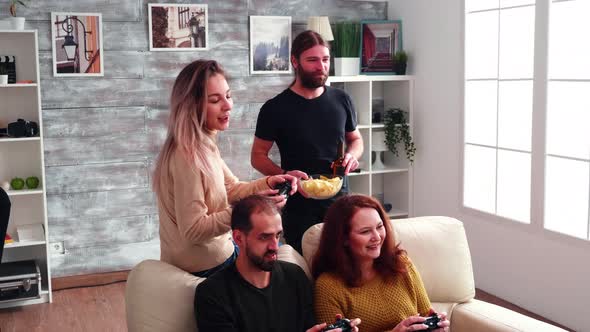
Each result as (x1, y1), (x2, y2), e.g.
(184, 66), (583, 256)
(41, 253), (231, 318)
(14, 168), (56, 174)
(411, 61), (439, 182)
(153, 60), (227, 213)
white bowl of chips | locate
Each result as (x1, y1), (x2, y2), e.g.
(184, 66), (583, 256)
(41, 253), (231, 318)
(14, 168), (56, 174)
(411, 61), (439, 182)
(300, 174), (343, 200)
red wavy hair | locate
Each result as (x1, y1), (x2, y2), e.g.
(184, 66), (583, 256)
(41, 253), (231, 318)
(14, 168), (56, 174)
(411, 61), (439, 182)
(311, 194), (407, 286)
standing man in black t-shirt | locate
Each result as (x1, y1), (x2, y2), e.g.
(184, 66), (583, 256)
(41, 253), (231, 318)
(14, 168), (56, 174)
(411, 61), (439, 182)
(195, 195), (361, 332)
(252, 30), (364, 253)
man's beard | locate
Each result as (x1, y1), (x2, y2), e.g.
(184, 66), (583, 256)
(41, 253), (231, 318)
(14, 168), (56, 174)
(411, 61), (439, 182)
(246, 247), (278, 272)
(297, 66), (328, 88)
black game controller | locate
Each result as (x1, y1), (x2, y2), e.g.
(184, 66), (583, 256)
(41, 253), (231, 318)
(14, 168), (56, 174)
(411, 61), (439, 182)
(323, 318), (352, 332)
(274, 181), (292, 199)
(412, 314), (441, 331)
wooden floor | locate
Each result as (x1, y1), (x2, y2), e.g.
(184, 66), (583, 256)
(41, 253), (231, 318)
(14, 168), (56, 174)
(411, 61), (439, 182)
(0, 282), (127, 332)
(0, 282), (573, 332)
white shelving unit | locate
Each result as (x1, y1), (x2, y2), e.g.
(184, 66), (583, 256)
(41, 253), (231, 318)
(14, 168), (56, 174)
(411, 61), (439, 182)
(328, 75), (414, 219)
(0, 30), (52, 308)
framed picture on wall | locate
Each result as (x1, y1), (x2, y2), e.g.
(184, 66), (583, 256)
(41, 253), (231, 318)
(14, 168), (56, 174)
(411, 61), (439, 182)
(360, 20), (403, 74)
(249, 16), (292, 75)
(148, 3), (208, 51)
(51, 12), (104, 77)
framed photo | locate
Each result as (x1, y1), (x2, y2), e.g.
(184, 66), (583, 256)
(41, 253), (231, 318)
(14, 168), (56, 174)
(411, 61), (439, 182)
(360, 20), (403, 74)
(249, 16), (292, 75)
(148, 3), (208, 51)
(51, 12), (104, 77)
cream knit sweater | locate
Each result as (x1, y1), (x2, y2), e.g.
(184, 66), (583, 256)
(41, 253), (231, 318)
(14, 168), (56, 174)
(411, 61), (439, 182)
(157, 148), (269, 272)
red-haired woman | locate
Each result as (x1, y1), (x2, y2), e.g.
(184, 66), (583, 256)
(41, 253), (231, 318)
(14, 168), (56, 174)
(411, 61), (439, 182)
(312, 195), (450, 332)
(153, 60), (296, 276)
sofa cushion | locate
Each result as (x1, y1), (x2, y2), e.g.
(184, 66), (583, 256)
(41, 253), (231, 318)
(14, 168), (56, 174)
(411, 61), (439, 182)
(451, 299), (567, 332)
(277, 244), (312, 279)
(302, 216), (475, 304)
(126, 259), (203, 332)
(393, 216), (475, 303)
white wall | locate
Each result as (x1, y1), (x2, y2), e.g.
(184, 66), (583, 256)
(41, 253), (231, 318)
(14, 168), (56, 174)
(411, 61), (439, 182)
(387, 1), (589, 331)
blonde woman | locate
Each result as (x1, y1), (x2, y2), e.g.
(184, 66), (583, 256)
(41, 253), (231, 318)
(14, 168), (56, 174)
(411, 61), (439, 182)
(153, 60), (296, 276)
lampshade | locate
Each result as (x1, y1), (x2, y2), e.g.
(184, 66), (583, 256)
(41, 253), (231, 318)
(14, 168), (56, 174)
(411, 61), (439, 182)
(372, 131), (388, 152)
(307, 16), (334, 41)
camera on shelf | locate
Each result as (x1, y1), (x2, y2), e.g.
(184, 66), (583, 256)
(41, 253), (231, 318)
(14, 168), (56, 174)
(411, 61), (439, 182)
(0, 119), (39, 138)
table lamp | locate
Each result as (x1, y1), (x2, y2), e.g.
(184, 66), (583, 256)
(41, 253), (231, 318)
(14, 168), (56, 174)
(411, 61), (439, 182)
(307, 16), (334, 41)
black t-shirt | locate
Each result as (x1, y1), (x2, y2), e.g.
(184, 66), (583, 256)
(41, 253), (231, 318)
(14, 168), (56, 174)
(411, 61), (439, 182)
(255, 86), (357, 175)
(195, 261), (315, 332)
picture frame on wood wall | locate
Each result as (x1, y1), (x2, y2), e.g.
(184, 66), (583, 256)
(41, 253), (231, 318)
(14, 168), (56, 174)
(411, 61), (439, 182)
(148, 3), (208, 51)
(249, 16), (292, 75)
(360, 20), (403, 75)
(51, 12), (104, 77)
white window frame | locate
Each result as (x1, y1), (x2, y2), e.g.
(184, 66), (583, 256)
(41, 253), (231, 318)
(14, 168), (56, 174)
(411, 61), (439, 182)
(461, 0), (590, 243)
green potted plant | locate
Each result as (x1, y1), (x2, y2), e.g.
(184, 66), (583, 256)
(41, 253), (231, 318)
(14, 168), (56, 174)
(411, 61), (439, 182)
(331, 22), (361, 76)
(393, 50), (408, 75)
(8, 0), (28, 30)
(383, 108), (416, 163)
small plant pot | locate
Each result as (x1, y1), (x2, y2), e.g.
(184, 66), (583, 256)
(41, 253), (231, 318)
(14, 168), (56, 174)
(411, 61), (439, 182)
(0, 75), (8, 85)
(9, 17), (25, 30)
(393, 62), (407, 75)
(0, 19), (11, 30)
(334, 57), (360, 76)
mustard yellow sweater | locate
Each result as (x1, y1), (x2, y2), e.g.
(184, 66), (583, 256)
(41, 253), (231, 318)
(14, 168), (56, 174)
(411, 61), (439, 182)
(314, 258), (431, 332)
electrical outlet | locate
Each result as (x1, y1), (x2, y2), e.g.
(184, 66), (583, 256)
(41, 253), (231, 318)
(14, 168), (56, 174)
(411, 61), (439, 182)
(50, 241), (65, 254)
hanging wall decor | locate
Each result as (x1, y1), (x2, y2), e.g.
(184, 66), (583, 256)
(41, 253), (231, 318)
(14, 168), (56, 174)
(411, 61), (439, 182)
(51, 12), (104, 77)
(360, 20), (403, 74)
(249, 16), (292, 75)
(148, 3), (208, 51)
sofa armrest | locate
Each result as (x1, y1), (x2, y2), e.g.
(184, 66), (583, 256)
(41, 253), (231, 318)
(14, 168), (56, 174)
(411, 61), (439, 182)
(126, 259), (203, 332)
(451, 300), (568, 332)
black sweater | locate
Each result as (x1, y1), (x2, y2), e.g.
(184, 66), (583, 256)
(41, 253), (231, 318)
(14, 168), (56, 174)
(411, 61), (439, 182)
(195, 261), (315, 332)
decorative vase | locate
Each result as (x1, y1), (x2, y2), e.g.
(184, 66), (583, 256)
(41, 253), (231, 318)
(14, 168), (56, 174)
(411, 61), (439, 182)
(0, 75), (8, 85)
(334, 57), (360, 76)
(9, 17), (25, 30)
(393, 62), (407, 75)
(372, 131), (388, 170)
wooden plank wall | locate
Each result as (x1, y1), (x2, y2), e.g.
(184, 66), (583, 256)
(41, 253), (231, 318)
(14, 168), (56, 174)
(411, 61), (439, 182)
(0, 0), (386, 277)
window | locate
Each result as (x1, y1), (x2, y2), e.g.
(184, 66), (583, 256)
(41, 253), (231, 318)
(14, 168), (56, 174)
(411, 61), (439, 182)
(464, 0), (590, 239)
(178, 7), (190, 29)
(545, 0), (590, 239)
(464, 1), (535, 224)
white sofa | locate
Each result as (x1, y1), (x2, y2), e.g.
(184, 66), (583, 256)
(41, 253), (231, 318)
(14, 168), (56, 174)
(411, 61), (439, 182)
(125, 216), (567, 332)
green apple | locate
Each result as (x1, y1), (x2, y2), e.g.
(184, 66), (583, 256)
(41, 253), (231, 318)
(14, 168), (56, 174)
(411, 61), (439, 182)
(10, 177), (25, 190)
(26, 176), (40, 189)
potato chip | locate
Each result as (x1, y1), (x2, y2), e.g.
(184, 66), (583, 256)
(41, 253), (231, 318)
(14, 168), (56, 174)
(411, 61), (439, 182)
(300, 175), (343, 199)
